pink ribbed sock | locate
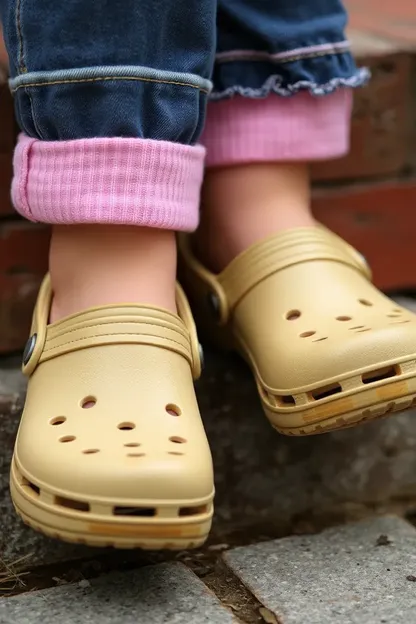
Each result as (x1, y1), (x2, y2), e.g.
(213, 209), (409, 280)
(11, 91), (352, 228)
(202, 89), (353, 167)
(12, 135), (205, 230)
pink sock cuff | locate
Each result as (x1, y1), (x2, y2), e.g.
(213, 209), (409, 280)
(202, 89), (353, 168)
(12, 135), (205, 231)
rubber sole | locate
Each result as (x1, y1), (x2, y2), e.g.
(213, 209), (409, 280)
(10, 460), (213, 550)
(270, 391), (416, 436)
(196, 316), (416, 435)
(239, 334), (416, 435)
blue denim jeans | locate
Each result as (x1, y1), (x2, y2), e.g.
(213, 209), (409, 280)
(0, 0), (366, 143)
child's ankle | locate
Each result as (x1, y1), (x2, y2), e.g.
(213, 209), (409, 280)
(195, 162), (315, 272)
(50, 225), (177, 322)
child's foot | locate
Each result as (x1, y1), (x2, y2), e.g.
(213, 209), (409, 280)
(12, 225), (214, 549)
(179, 164), (416, 435)
(50, 225), (177, 320)
(194, 163), (315, 273)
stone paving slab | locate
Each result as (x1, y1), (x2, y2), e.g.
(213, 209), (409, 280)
(0, 562), (236, 624)
(225, 516), (416, 624)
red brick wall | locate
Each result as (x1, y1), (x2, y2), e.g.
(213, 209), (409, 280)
(312, 50), (416, 293)
(0, 91), (49, 352)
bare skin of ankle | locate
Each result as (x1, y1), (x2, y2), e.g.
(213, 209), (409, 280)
(195, 162), (315, 273)
(50, 225), (177, 322)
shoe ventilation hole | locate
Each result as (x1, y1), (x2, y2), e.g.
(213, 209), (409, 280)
(166, 403), (181, 417)
(313, 337), (328, 342)
(81, 396), (96, 409)
(362, 366), (398, 384)
(124, 443), (141, 448)
(349, 326), (365, 330)
(55, 496), (90, 512)
(358, 299), (373, 306)
(23, 479), (40, 496)
(59, 435), (76, 443)
(169, 436), (187, 444)
(356, 328), (371, 333)
(82, 449), (100, 454)
(113, 506), (155, 517)
(168, 451), (184, 456)
(387, 313), (401, 318)
(286, 309), (301, 321)
(50, 416), (66, 426)
(127, 453), (146, 457)
(391, 320), (410, 324)
(179, 505), (208, 517)
(336, 316), (352, 321)
(300, 331), (316, 338)
(276, 395), (296, 407)
(310, 383), (342, 401)
(118, 422), (136, 430)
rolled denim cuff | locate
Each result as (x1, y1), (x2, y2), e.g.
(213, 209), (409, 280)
(12, 135), (204, 231)
(202, 89), (353, 167)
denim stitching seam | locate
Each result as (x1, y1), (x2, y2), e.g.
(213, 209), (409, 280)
(16, 0), (26, 73)
(280, 48), (351, 64)
(11, 75), (211, 94)
(14, 85), (29, 135)
(216, 48), (351, 66)
(215, 41), (351, 65)
(25, 88), (44, 139)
